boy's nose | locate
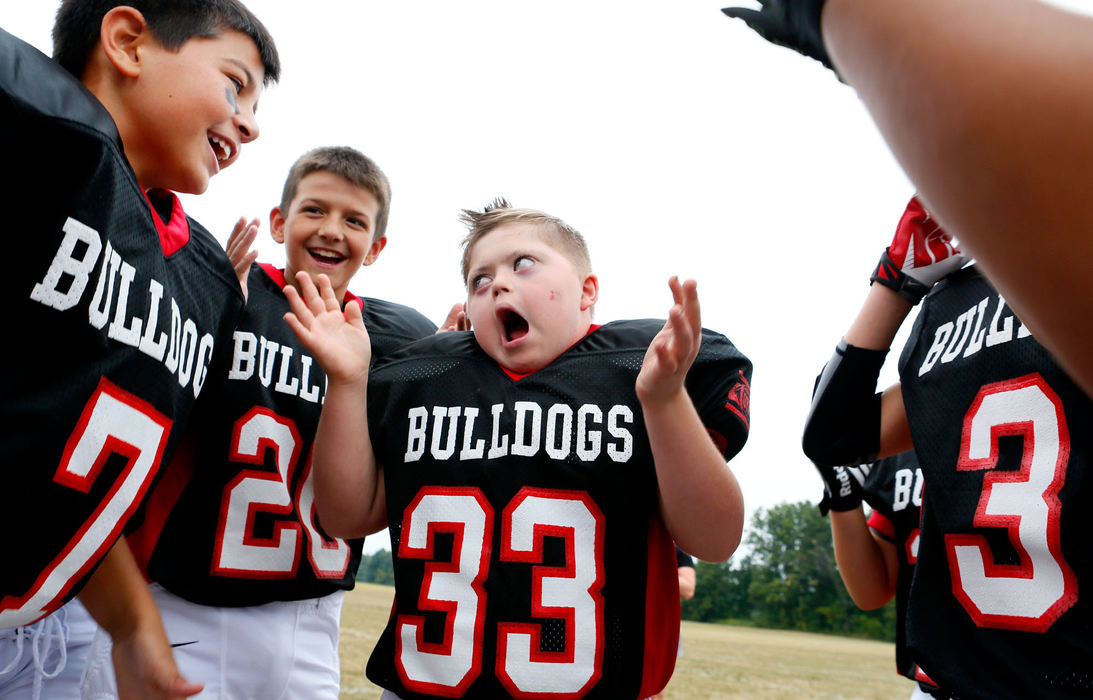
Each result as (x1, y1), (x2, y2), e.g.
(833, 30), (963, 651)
(235, 109), (259, 143)
(318, 220), (343, 240)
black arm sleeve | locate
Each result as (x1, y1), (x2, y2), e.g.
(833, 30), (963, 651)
(801, 339), (888, 467)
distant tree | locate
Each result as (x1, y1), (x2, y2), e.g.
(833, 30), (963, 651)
(683, 502), (896, 640)
(684, 560), (754, 624)
(355, 549), (394, 585)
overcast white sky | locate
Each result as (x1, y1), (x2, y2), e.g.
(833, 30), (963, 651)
(9, 1), (1089, 556)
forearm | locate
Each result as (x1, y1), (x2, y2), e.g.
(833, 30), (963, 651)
(844, 284), (912, 350)
(825, 0), (1093, 395)
(803, 284), (913, 465)
(677, 566), (696, 601)
(830, 509), (897, 610)
(78, 538), (161, 643)
(644, 389), (744, 562)
(312, 379), (385, 538)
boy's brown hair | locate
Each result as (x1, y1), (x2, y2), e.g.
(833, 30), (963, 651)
(52, 0), (280, 85)
(279, 146), (393, 241)
(459, 197), (593, 284)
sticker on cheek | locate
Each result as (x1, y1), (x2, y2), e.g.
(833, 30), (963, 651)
(224, 86), (240, 115)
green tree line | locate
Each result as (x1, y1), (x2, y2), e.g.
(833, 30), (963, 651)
(683, 501), (896, 640)
(355, 500), (895, 641)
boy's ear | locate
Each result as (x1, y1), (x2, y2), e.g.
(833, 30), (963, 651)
(362, 235), (388, 267)
(269, 207), (286, 243)
(100, 7), (152, 79)
(580, 273), (599, 311)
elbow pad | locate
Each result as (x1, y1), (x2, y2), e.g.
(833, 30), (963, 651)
(802, 340), (887, 467)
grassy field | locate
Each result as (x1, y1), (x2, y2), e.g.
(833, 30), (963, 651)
(338, 583), (914, 699)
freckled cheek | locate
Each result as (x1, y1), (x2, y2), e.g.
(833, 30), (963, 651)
(549, 290), (557, 301)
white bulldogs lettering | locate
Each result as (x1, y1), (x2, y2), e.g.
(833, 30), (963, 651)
(227, 330), (324, 404)
(404, 402), (635, 464)
(30, 217), (217, 397)
(918, 293), (1031, 377)
(892, 467), (924, 512)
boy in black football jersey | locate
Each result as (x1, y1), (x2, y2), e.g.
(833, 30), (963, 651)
(284, 199), (751, 698)
(78, 147), (439, 699)
(1, 1), (278, 698)
(824, 451), (937, 698)
(804, 196), (1093, 698)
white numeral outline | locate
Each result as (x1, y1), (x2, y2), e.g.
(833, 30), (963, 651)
(497, 488), (605, 698)
(397, 488), (493, 696)
(213, 407), (350, 579)
(296, 453), (351, 578)
(0, 379), (170, 627)
(214, 407), (303, 577)
(394, 487), (606, 698)
(947, 373), (1076, 632)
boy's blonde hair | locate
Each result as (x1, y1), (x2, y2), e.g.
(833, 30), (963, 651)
(280, 146), (392, 240)
(459, 198), (592, 285)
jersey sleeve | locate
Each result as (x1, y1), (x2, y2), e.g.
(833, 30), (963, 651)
(675, 546), (696, 569)
(685, 329), (752, 460)
(866, 509), (897, 543)
(360, 298), (438, 359)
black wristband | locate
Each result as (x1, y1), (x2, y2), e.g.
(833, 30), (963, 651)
(870, 249), (930, 305)
(817, 464), (864, 515)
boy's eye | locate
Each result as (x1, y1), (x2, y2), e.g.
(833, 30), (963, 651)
(347, 217), (367, 229)
(229, 76), (244, 94)
(514, 256), (535, 271)
(303, 206), (322, 215)
(471, 274), (491, 291)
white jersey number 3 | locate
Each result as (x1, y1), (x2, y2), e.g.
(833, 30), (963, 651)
(948, 373), (1077, 632)
(396, 487), (605, 698)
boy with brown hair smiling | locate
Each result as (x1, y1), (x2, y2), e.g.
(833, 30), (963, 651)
(285, 199), (751, 698)
(95, 146), (437, 699)
(1, 1), (278, 696)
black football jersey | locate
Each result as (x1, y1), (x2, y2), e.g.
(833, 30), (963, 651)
(899, 266), (1093, 699)
(1, 29), (244, 627)
(363, 320), (751, 699)
(132, 264), (437, 606)
(862, 451), (924, 682)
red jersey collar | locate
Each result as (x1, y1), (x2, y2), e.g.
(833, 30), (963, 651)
(500, 323), (601, 381)
(143, 189), (190, 257)
(261, 264), (363, 310)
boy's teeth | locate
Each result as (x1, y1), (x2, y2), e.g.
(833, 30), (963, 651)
(210, 136), (231, 162)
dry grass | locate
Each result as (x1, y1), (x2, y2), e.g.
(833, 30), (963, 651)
(338, 584), (913, 699)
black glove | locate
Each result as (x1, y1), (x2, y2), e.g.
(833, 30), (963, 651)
(816, 463), (869, 515)
(721, 0), (832, 71)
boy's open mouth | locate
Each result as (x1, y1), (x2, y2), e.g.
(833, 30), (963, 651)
(308, 248), (345, 266)
(498, 308), (529, 342)
(209, 134), (234, 164)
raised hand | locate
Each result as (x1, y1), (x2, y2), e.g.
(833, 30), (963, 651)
(225, 216), (260, 302)
(870, 196), (966, 304)
(436, 302), (470, 333)
(282, 271), (371, 386)
(721, 0), (832, 70)
(636, 277), (702, 404)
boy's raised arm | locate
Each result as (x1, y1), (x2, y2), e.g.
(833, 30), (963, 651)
(282, 271), (387, 537)
(803, 197), (960, 471)
(636, 277), (745, 563)
(829, 508), (899, 610)
(723, 0), (1093, 398)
